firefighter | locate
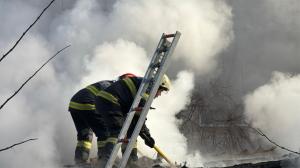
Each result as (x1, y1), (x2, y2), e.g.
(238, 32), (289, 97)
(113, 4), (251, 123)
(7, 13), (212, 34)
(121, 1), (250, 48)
(68, 74), (136, 164)
(68, 80), (114, 164)
(95, 74), (171, 167)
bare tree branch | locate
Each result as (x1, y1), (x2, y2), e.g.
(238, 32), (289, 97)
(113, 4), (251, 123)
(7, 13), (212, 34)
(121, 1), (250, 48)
(251, 127), (300, 155)
(0, 138), (38, 152)
(0, 45), (71, 111)
(0, 0), (56, 63)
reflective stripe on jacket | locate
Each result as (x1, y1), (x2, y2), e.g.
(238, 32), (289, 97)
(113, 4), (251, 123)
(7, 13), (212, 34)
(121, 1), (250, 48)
(69, 101), (95, 110)
(123, 78), (137, 97)
(96, 90), (120, 106)
(69, 80), (114, 111)
(85, 85), (100, 96)
(100, 77), (143, 114)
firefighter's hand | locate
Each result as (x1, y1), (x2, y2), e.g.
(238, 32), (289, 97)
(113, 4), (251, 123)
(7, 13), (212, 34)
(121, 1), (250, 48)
(144, 136), (155, 148)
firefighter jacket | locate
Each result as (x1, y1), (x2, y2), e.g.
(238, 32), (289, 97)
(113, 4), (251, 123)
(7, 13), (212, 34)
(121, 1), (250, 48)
(96, 77), (152, 139)
(97, 77), (144, 114)
(69, 80), (114, 111)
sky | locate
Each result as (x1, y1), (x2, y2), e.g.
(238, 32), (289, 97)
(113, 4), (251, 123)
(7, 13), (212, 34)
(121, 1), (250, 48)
(0, 0), (300, 167)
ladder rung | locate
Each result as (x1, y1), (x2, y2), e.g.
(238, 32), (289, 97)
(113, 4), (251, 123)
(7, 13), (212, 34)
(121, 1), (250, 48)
(151, 63), (161, 68)
(158, 41), (171, 53)
(118, 139), (129, 143)
(158, 47), (168, 53)
(163, 33), (175, 38)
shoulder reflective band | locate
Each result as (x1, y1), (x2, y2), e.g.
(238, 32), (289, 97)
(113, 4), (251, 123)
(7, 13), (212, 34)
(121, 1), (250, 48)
(77, 140), (92, 149)
(97, 91), (120, 106)
(69, 101), (95, 110)
(86, 85), (101, 95)
(123, 78), (137, 97)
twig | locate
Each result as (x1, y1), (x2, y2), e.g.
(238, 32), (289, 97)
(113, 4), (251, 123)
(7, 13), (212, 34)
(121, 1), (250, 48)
(0, 0), (56, 63)
(0, 138), (38, 152)
(0, 45), (71, 111)
(252, 127), (300, 155)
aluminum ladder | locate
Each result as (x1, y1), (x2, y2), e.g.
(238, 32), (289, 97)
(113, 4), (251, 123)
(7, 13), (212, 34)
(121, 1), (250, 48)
(105, 31), (181, 168)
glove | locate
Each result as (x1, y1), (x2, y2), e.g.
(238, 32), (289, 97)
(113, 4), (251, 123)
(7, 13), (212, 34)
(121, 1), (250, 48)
(143, 135), (155, 148)
(139, 124), (155, 148)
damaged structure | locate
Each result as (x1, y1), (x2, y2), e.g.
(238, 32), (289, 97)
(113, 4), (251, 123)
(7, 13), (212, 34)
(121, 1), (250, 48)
(176, 79), (300, 168)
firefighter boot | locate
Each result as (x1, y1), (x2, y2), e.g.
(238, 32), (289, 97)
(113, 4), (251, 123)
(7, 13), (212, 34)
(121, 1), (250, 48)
(121, 143), (139, 167)
(126, 148), (140, 168)
(121, 142), (139, 162)
(74, 128), (93, 165)
(74, 147), (89, 163)
(97, 141), (118, 168)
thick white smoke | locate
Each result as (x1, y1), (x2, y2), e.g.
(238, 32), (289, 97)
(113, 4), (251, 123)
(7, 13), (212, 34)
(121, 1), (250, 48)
(0, 35), (65, 168)
(144, 71), (203, 167)
(80, 39), (148, 87)
(0, 0), (232, 167)
(104, 0), (233, 74)
(244, 72), (300, 153)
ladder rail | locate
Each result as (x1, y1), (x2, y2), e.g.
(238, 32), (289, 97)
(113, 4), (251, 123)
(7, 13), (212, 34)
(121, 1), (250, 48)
(119, 31), (181, 168)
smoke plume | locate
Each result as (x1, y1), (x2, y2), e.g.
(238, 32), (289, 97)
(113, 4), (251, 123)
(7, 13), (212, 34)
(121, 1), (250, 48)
(244, 72), (300, 154)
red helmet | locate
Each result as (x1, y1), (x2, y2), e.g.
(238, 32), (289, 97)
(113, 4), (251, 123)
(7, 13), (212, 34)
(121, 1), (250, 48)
(118, 73), (136, 80)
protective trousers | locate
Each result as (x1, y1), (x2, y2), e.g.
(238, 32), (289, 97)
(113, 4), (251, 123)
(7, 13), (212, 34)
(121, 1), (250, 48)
(70, 108), (109, 164)
(97, 109), (140, 167)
